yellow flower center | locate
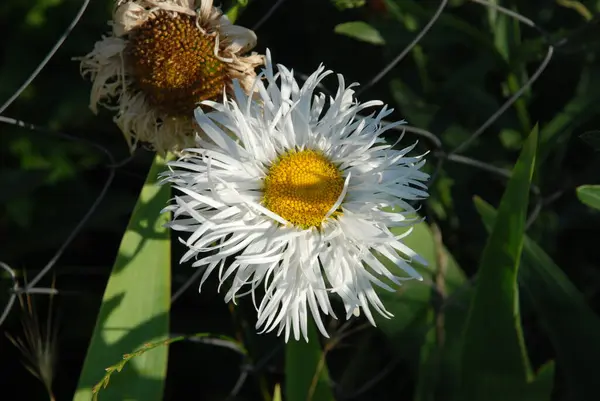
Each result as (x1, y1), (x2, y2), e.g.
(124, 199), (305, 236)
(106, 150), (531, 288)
(126, 11), (227, 117)
(263, 149), (345, 229)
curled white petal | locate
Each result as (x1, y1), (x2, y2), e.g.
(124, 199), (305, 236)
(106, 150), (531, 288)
(78, 0), (264, 154)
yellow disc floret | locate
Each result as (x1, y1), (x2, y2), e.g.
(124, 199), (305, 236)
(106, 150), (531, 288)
(126, 11), (227, 117)
(263, 149), (345, 229)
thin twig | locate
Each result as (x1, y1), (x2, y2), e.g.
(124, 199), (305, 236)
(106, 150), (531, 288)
(171, 265), (208, 303)
(450, 3), (555, 155)
(25, 170), (115, 290)
(384, 123), (443, 150)
(0, 117), (129, 325)
(446, 153), (510, 179)
(228, 369), (250, 399)
(226, 343), (283, 399)
(175, 333), (248, 355)
(14, 288), (59, 296)
(0, 117), (118, 164)
(470, 0), (536, 28)
(357, 0), (449, 96)
(335, 355), (404, 400)
(445, 153), (541, 196)
(0, 262), (19, 327)
(0, 0), (91, 115)
(525, 189), (566, 229)
(252, 0), (290, 31)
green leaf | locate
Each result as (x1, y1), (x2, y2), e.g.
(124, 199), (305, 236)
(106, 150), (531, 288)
(556, 0), (594, 21)
(285, 320), (334, 401)
(458, 126), (540, 400)
(358, 217), (471, 401)
(499, 129), (523, 150)
(376, 221), (467, 401)
(528, 361), (556, 401)
(225, 0), (251, 24)
(576, 185), (600, 210)
(334, 21), (385, 45)
(413, 309), (438, 401)
(273, 384), (283, 401)
(74, 154), (171, 401)
(412, 281), (474, 401)
(487, 3), (531, 134)
(475, 197), (600, 401)
(378, 222), (466, 342)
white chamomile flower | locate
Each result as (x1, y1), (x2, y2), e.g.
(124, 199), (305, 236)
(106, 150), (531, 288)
(78, 0), (264, 154)
(161, 50), (430, 341)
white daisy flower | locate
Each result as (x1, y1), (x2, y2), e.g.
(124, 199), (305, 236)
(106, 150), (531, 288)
(78, 0), (264, 154)
(161, 50), (430, 341)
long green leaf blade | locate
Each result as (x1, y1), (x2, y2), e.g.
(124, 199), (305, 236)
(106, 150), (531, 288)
(458, 126), (538, 400)
(475, 196), (600, 400)
(74, 154), (171, 401)
(377, 221), (467, 401)
(285, 320), (334, 401)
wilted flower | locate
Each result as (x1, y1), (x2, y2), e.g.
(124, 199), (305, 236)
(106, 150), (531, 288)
(78, 0), (264, 153)
(161, 50), (429, 341)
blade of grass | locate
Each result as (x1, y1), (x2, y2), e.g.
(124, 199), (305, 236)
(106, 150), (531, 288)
(475, 196), (600, 401)
(285, 320), (334, 401)
(458, 126), (542, 400)
(487, 1), (531, 135)
(73, 154), (171, 401)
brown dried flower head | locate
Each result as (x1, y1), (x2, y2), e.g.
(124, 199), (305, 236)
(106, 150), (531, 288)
(79, 0), (264, 153)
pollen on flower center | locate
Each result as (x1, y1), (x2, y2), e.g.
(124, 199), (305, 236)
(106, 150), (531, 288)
(263, 149), (345, 228)
(126, 11), (227, 117)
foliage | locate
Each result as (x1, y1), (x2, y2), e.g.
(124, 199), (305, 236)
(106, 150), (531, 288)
(458, 127), (552, 400)
(73, 154), (171, 401)
(576, 185), (600, 210)
(334, 21), (385, 45)
(285, 322), (334, 401)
